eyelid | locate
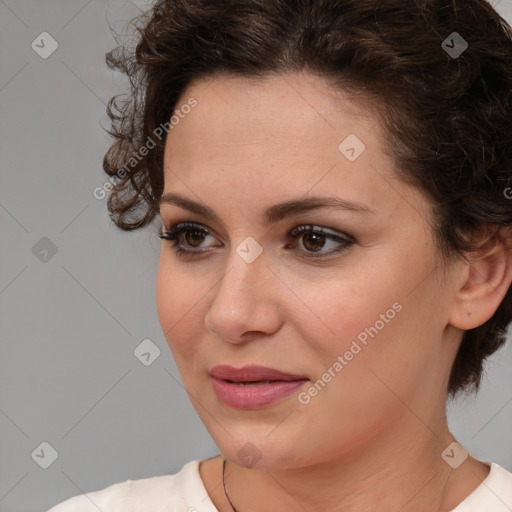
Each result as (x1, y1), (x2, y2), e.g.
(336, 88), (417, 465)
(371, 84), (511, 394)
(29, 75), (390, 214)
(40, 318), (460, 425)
(160, 219), (353, 240)
(161, 220), (220, 239)
(160, 221), (221, 245)
(159, 220), (355, 260)
(289, 223), (354, 241)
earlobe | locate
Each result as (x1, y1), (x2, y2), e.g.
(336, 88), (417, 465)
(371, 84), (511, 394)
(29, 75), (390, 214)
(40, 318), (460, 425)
(448, 227), (512, 331)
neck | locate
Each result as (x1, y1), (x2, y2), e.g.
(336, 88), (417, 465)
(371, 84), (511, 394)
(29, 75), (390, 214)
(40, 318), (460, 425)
(223, 413), (477, 512)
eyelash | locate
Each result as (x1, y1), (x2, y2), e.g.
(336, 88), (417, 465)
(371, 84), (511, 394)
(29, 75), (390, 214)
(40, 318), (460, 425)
(157, 221), (355, 260)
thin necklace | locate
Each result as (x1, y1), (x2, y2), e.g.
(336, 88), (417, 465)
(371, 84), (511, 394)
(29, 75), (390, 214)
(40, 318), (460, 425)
(222, 457), (240, 512)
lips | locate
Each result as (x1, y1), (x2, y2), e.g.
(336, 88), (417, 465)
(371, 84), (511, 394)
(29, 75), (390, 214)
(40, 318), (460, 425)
(209, 365), (309, 409)
(209, 364), (308, 383)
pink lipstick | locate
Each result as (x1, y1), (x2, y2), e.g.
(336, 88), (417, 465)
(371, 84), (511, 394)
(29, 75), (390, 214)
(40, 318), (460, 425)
(209, 365), (308, 410)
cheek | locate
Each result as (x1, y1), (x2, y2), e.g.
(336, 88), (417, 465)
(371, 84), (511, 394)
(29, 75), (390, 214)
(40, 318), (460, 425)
(155, 255), (207, 359)
(290, 254), (431, 393)
(297, 260), (444, 414)
(290, 266), (401, 359)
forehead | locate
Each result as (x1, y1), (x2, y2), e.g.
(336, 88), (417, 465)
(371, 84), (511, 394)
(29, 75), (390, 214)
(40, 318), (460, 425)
(165, 72), (378, 172)
(169, 71), (376, 146)
(161, 71), (429, 225)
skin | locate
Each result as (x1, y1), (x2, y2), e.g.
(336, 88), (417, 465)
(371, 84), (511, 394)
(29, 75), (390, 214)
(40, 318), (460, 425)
(155, 71), (512, 512)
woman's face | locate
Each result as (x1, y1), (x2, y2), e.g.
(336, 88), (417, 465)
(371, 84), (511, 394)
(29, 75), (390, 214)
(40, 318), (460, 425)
(155, 71), (461, 469)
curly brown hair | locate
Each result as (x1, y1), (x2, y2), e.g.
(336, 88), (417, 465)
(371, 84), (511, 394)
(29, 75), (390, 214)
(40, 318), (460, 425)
(103, 0), (512, 398)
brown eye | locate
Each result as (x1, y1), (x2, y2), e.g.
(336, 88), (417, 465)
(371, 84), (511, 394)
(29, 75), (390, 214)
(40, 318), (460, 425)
(185, 228), (208, 247)
(288, 224), (355, 259)
(158, 222), (221, 257)
(301, 233), (326, 252)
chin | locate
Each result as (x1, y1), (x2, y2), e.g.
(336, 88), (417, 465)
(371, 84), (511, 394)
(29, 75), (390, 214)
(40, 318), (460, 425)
(212, 431), (308, 470)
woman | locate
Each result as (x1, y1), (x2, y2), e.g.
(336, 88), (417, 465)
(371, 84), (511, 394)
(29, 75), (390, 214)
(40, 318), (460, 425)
(48, 0), (512, 510)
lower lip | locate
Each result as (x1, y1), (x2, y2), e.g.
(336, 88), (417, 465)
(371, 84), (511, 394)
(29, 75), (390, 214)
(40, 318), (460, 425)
(211, 377), (308, 410)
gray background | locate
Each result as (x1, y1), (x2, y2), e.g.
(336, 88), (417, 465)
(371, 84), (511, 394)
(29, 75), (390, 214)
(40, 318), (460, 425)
(1, 1), (511, 511)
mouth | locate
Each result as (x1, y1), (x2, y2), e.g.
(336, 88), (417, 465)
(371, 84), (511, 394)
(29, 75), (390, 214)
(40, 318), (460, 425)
(225, 380), (276, 386)
(209, 365), (309, 409)
(209, 364), (308, 382)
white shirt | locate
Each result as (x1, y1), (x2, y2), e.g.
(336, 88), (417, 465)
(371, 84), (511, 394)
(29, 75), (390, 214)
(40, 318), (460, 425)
(47, 459), (512, 511)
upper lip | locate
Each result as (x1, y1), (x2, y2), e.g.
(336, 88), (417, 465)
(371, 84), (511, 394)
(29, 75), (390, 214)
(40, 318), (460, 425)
(209, 365), (308, 382)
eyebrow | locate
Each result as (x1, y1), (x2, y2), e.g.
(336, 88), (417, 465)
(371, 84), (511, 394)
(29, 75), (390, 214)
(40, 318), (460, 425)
(158, 192), (376, 224)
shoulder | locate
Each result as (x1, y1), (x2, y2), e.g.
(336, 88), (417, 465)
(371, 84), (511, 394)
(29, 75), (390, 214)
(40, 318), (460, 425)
(452, 462), (512, 511)
(46, 459), (213, 512)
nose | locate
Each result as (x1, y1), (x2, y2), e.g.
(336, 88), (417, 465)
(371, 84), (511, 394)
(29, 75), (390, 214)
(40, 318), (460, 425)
(204, 247), (283, 344)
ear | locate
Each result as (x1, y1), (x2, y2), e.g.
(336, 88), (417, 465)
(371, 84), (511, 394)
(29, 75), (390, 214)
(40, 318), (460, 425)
(449, 226), (512, 330)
